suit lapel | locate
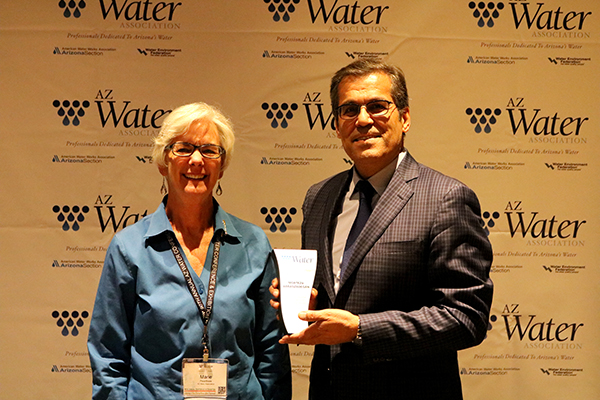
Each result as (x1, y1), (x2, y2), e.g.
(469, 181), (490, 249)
(338, 152), (420, 290)
(317, 171), (352, 306)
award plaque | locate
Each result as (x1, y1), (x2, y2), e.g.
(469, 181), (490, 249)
(273, 249), (318, 334)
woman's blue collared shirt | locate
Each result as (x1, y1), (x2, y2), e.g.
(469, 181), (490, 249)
(88, 200), (291, 399)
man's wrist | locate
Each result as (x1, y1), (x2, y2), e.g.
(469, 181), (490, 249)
(352, 315), (363, 346)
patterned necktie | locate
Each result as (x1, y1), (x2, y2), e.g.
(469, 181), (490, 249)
(340, 180), (376, 277)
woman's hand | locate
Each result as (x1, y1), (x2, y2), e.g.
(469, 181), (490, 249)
(269, 278), (318, 315)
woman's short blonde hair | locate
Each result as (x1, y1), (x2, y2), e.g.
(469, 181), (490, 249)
(152, 102), (235, 172)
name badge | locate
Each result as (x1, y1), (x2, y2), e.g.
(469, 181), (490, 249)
(182, 358), (228, 399)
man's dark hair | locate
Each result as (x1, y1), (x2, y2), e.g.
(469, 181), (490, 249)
(330, 59), (409, 119)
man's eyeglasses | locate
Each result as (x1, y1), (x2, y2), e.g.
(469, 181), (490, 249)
(336, 100), (395, 120)
(166, 142), (225, 159)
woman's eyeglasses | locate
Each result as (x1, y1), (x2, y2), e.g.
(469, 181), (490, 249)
(166, 142), (225, 159)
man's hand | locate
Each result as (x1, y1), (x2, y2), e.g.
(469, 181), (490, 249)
(270, 278), (358, 345)
(278, 309), (359, 346)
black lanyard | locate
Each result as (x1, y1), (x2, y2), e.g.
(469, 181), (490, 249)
(167, 226), (224, 361)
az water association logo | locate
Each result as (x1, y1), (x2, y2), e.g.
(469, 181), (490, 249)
(303, 92), (336, 133)
(468, 1), (505, 27)
(261, 206), (297, 233)
(466, 107), (502, 133)
(265, 0), (390, 32)
(491, 304), (584, 349)
(95, 89), (171, 133)
(52, 310), (89, 337)
(53, 205), (91, 231)
(53, 100), (91, 126)
(484, 201), (586, 246)
(59, 0), (87, 18)
(262, 102), (300, 129)
(94, 194), (149, 233)
(263, 92), (336, 134)
(53, 90), (171, 134)
(467, 2), (593, 38)
(307, 0), (389, 31)
(264, 0), (301, 22)
(53, 196), (149, 233)
(58, 0), (183, 27)
(506, 98), (589, 143)
(465, 98), (590, 143)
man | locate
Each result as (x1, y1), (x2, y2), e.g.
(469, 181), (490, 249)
(271, 59), (493, 399)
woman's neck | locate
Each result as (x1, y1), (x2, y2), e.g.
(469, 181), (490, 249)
(165, 195), (215, 238)
(165, 195), (215, 276)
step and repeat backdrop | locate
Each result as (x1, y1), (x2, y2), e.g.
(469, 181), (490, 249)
(1, 1), (598, 399)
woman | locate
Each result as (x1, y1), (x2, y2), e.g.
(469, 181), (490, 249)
(88, 103), (291, 399)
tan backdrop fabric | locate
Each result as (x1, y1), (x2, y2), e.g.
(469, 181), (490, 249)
(1, 1), (598, 398)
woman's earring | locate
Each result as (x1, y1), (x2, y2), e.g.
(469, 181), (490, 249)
(160, 177), (168, 195)
(215, 181), (223, 196)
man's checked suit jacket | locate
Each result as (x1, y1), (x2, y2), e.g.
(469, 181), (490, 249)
(301, 151), (493, 400)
